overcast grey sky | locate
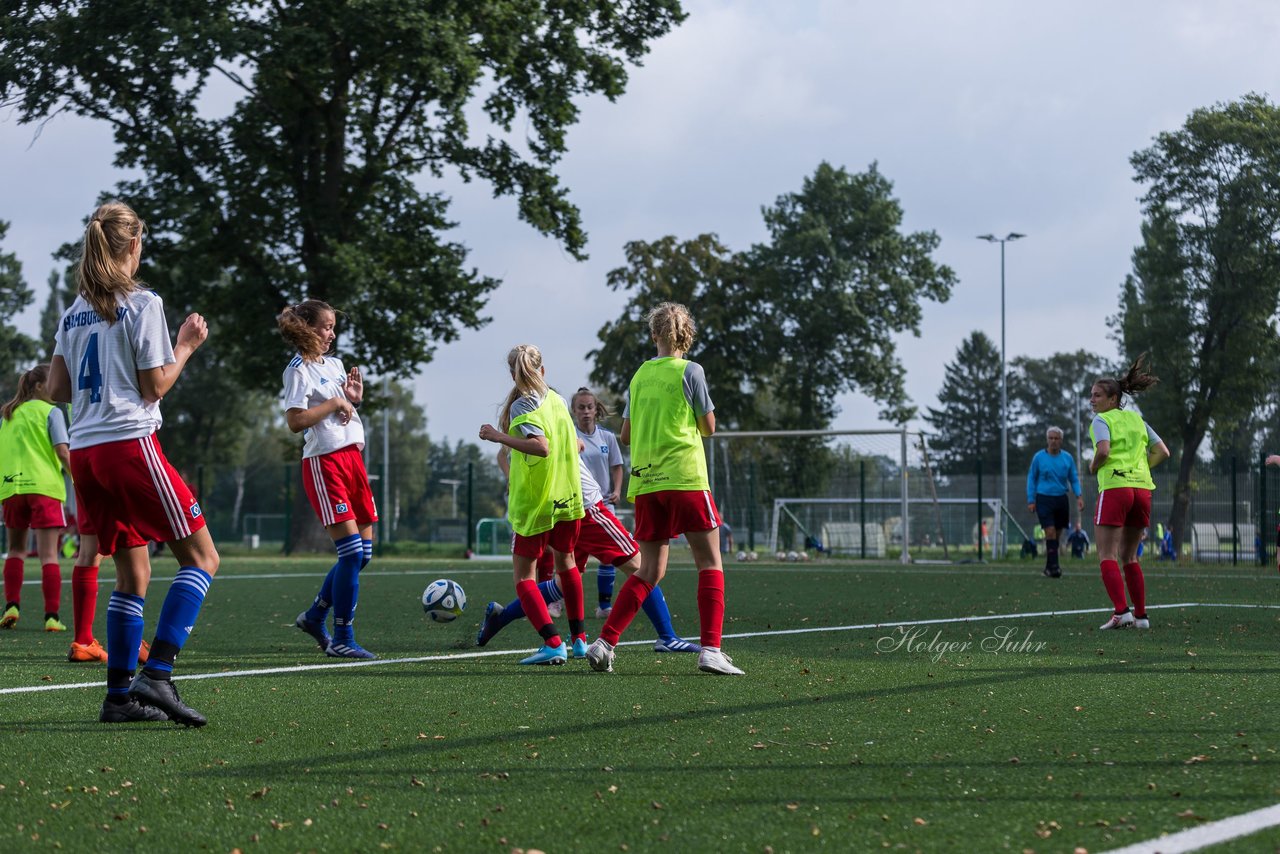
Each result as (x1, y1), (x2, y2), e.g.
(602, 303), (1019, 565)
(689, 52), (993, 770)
(3, 1), (1279, 445)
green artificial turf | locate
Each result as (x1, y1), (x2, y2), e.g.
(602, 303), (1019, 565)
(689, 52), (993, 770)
(1, 555), (1277, 852)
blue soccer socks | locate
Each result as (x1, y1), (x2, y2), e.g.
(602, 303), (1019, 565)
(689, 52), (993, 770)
(330, 534), (364, 644)
(641, 583), (677, 640)
(597, 564), (616, 606)
(106, 591), (145, 693)
(148, 566), (213, 674)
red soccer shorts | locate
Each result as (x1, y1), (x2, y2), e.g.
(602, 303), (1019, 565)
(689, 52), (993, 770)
(1094, 487), (1152, 529)
(633, 489), (722, 542)
(2, 494), (66, 530)
(72, 486), (96, 536)
(512, 518), (582, 560)
(70, 434), (205, 556)
(302, 445), (378, 528)
(574, 501), (639, 567)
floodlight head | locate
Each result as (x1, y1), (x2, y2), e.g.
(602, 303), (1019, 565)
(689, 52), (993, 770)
(1006, 232), (1026, 241)
(977, 234), (997, 242)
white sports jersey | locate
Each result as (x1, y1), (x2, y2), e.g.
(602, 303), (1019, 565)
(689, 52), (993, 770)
(282, 354), (365, 459)
(52, 290), (174, 449)
(580, 459), (604, 507)
(577, 424), (622, 502)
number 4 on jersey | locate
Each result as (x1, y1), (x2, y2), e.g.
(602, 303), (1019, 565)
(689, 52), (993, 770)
(78, 331), (103, 403)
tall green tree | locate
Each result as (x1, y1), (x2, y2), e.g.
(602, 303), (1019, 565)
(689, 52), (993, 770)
(1, 1), (686, 387)
(591, 163), (956, 429)
(748, 162), (956, 426)
(589, 234), (757, 425)
(38, 266), (74, 361)
(1114, 94), (1280, 551)
(1008, 350), (1111, 472)
(0, 221), (39, 394)
(923, 332), (1002, 478)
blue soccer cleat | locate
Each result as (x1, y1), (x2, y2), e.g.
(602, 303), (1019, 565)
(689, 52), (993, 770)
(295, 611), (331, 651)
(475, 601), (503, 648)
(571, 637), (589, 659)
(325, 640), (377, 660)
(519, 642), (567, 666)
(653, 635), (701, 654)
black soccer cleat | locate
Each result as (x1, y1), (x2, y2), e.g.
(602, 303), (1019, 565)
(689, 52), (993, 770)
(129, 671), (208, 728)
(100, 695), (171, 723)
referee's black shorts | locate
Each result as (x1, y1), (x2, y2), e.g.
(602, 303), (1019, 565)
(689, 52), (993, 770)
(1034, 493), (1070, 532)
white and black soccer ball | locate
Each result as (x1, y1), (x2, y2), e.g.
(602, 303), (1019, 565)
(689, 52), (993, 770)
(775, 551), (787, 561)
(748, 551), (758, 561)
(422, 578), (467, 623)
(786, 550), (799, 562)
(735, 550), (747, 562)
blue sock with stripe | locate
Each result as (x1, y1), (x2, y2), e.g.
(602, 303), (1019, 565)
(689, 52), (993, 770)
(147, 567), (212, 675)
(641, 584), (677, 640)
(494, 579), (562, 631)
(307, 539), (372, 623)
(106, 591), (145, 693)
(307, 566), (337, 623)
(331, 533), (364, 644)
(597, 564), (616, 606)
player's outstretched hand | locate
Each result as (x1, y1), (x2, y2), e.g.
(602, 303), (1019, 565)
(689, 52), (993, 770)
(176, 313), (208, 350)
(344, 366), (363, 405)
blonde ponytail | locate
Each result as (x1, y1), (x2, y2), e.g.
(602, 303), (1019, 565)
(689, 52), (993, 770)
(498, 344), (550, 432)
(76, 202), (144, 324)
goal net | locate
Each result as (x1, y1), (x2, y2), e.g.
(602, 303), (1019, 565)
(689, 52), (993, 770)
(707, 429), (1010, 564)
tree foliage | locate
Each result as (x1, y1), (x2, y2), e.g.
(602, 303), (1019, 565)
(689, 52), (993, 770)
(923, 331), (1001, 477)
(1008, 349), (1111, 471)
(590, 162), (956, 430)
(1114, 93), (1280, 549)
(0, 222), (39, 394)
(1, 1), (686, 387)
(748, 162), (957, 426)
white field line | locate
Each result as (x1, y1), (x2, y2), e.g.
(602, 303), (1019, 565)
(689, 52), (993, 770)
(1102, 802), (1280, 853)
(4, 601), (1278, 697)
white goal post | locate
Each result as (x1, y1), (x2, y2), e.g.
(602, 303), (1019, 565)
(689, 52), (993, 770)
(705, 428), (1010, 564)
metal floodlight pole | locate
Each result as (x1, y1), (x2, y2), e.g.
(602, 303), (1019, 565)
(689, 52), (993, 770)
(978, 232), (1025, 558)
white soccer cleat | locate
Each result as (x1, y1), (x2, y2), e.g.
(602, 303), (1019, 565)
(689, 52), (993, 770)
(1098, 611), (1136, 631)
(1134, 617), (1150, 629)
(594, 605), (613, 619)
(585, 637), (615, 673)
(697, 647), (745, 675)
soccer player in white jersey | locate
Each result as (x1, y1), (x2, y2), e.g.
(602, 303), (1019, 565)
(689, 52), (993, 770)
(280, 299), (379, 660)
(571, 387), (625, 617)
(49, 201), (220, 726)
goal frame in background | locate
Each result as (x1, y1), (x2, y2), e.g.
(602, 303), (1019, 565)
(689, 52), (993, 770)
(708, 429), (916, 564)
(707, 428), (1009, 565)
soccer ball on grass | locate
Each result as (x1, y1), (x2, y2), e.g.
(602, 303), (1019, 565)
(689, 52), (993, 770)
(422, 579), (467, 623)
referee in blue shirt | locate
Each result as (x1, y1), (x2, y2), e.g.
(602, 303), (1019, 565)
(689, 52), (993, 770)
(1027, 426), (1084, 578)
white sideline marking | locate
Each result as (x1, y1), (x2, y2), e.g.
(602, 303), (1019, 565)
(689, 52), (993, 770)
(4, 601), (1278, 697)
(1103, 802), (1280, 853)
